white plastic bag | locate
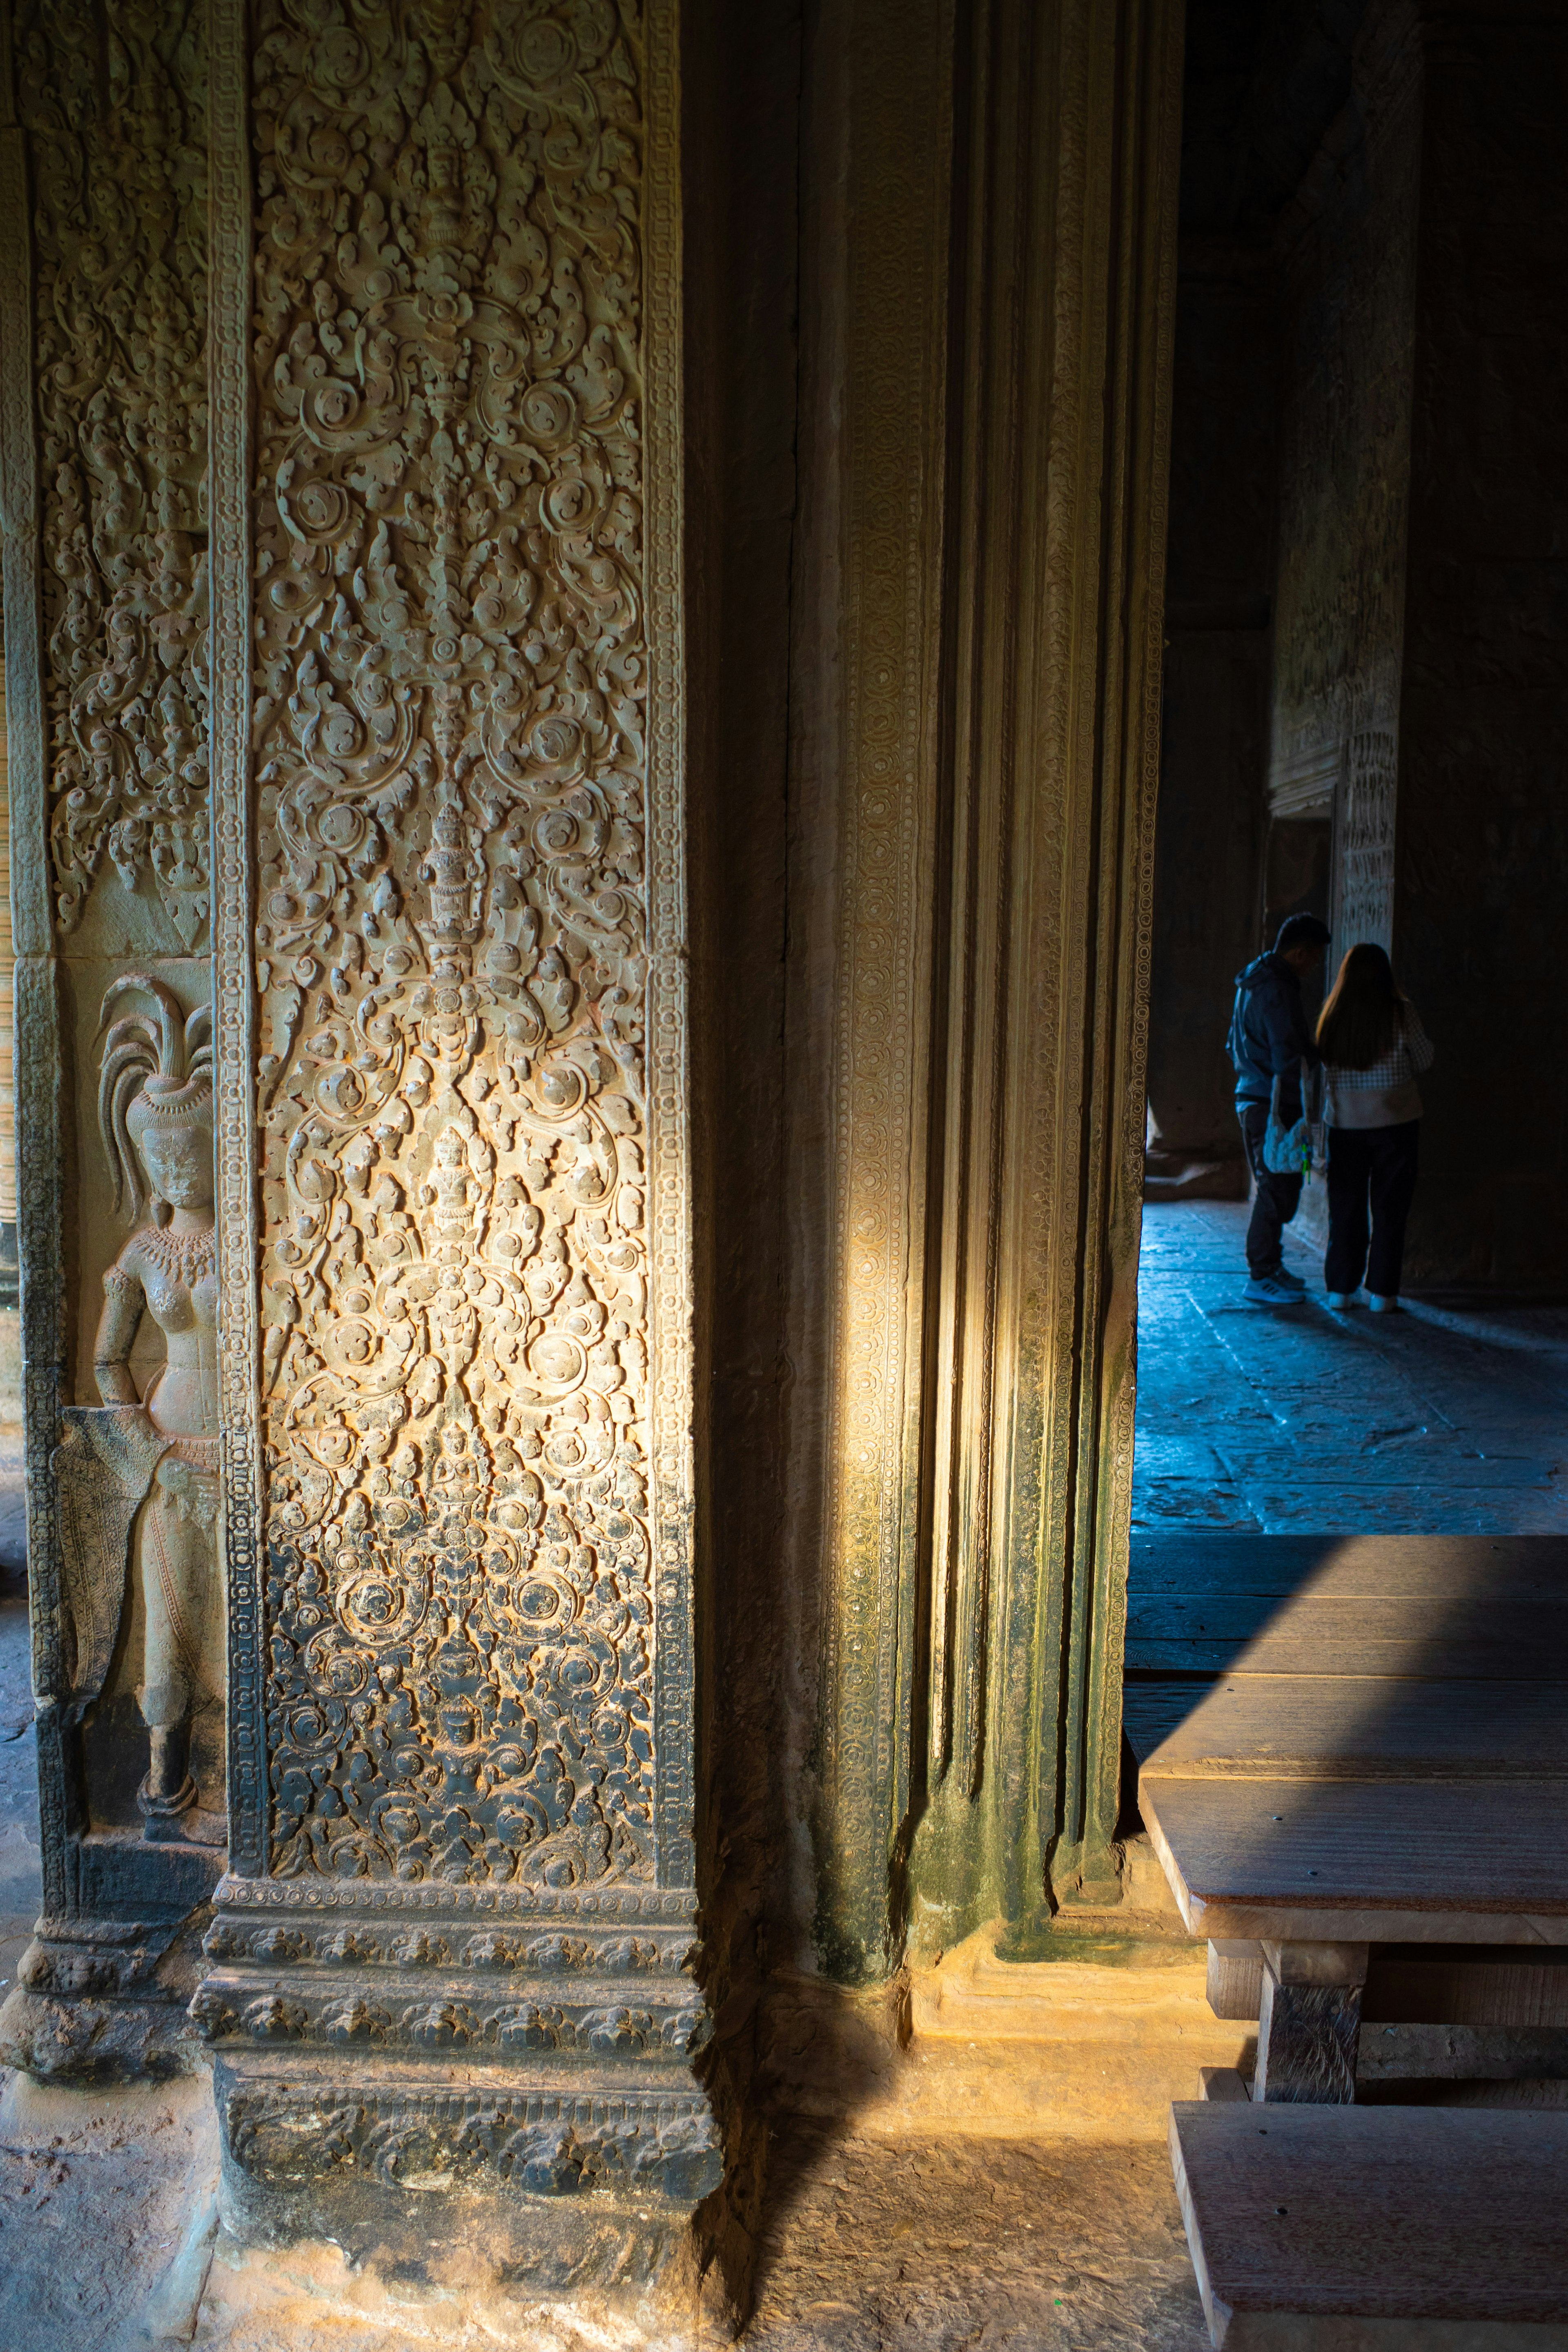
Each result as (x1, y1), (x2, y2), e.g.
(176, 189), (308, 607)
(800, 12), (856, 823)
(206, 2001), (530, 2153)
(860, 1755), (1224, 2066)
(1263, 1066), (1326, 1180)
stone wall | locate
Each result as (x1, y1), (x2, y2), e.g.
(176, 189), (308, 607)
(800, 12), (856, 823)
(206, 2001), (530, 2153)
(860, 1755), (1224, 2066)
(0, 665), (18, 1439)
(1270, 6), (1421, 952)
(1394, 5), (1568, 1288)
(1147, 249), (1276, 1170)
(1265, 0), (1568, 1289)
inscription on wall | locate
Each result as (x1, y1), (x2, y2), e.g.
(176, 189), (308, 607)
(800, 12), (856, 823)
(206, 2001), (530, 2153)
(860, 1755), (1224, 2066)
(248, 0), (657, 1892)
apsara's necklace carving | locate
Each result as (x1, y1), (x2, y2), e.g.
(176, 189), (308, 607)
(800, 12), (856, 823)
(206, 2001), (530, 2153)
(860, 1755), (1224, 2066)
(137, 1222), (217, 1288)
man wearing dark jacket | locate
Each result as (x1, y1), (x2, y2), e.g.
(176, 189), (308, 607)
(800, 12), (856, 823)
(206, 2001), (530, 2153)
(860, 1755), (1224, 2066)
(1228, 913), (1331, 1304)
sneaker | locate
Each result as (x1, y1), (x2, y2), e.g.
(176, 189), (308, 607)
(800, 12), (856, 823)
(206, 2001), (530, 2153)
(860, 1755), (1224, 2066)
(1272, 1265), (1306, 1290)
(1326, 1291), (1358, 1310)
(1368, 1293), (1400, 1314)
(1244, 1274), (1307, 1306)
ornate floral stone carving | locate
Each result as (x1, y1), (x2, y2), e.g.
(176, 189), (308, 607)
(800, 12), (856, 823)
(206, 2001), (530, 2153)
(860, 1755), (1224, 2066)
(14, 0), (210, 943)
(220, 2080), (719, 2202)
(245, 0), (655, 1899)
(200, 0), (713, 2257)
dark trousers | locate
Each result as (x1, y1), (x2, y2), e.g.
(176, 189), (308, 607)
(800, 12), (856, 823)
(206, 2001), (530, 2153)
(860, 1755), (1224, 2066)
(1239, 1102), (1302, 1277)
(1325, 1119), (1421, 1298)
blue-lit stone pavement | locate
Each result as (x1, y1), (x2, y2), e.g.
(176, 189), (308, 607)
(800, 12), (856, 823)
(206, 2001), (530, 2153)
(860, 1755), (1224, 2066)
(1134, 1201), (1568, 1535)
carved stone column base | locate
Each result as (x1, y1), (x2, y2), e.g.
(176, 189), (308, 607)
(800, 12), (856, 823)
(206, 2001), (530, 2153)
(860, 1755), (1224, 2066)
(0, 1911), (211, 2082)
(194, 1885), (733, 2267)
(212, 2051), (727, 2286)
(0, 1987), (196, 2084)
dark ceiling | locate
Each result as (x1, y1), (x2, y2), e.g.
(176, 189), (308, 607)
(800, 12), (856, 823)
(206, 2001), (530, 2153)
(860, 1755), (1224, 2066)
(1179, 0), (1370, 234)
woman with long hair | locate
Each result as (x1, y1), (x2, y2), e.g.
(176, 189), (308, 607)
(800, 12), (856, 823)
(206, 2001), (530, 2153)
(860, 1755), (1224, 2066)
(1316, 943), (1434, 1312)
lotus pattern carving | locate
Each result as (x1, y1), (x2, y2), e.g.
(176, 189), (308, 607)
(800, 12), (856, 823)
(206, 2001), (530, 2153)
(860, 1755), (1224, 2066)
(226, 2085), (722, 2199)
(191, 1981), (706, 2053)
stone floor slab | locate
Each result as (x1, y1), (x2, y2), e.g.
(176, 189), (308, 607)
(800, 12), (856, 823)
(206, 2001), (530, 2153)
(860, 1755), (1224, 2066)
(185, 2135), (1212, 2352)
(1135, 1205), (1568, 1535)
(748, 2131), (1209, 2351)
(0, 2071), (217, 2352)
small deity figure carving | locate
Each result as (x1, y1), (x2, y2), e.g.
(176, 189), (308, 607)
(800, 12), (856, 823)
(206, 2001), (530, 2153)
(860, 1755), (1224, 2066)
(53, 976), (225, 1842)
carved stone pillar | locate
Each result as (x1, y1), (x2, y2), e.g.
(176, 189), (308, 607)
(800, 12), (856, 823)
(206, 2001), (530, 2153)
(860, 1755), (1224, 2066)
(196, 0), (718, 2277)
(788, 0), (957, 1986)
(915, 0), (1184, 1949)
(0, 0), (221, 2080)
(793, 0), (1184, 1974)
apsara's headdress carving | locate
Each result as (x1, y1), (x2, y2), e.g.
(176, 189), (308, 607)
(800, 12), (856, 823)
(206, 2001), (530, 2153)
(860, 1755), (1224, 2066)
(97, 973), (214, 1224)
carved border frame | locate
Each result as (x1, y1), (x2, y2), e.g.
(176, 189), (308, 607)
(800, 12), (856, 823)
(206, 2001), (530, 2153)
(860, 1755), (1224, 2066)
(0, 101), (71, 1919)
(207, 0), (264, 1880)
(641, 0), (696, 1900)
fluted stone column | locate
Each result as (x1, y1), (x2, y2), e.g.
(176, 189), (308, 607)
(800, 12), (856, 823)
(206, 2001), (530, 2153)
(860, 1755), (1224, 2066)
(791, 0), (1184, 1976)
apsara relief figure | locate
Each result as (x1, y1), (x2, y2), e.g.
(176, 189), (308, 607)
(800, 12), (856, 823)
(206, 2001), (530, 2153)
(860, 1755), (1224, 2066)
(53, 975), (224, 1842)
